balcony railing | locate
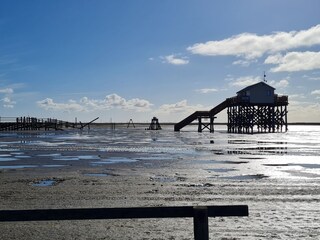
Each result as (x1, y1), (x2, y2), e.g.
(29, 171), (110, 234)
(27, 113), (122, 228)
(227, 95), (288, 105)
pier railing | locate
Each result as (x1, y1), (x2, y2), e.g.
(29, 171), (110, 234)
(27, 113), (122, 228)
(275, 95), (288, 105)
(0, 116), (99, 131)
(0, 205), (249, 240)
(0, 117), (74, 131)
(227, 95), (288, 105)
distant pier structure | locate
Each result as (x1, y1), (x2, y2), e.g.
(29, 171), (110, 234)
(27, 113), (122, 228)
(147, 117), (162, 130)
(174, 82), (288, 134)
(0, 116), (99, 131)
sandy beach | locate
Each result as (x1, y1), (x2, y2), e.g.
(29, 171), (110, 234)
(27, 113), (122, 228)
(1, 126), (320, 239)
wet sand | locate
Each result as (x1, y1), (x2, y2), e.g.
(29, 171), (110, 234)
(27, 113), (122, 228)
(1, 127), (320, 239)
(1, 155), (320, 239)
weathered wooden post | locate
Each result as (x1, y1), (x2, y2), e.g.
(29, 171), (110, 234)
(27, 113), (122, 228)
(210, 117), (214, 133)
(193, 206), (209, 240)
(198, 117), (202, 132)
(0, 205), (248, 239)
(127, 119), (135, 128)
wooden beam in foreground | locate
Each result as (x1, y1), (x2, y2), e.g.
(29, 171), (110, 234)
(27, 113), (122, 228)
(0, 205), (249, 240)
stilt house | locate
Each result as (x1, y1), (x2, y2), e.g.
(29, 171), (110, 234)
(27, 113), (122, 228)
(174, 81), (288, 133)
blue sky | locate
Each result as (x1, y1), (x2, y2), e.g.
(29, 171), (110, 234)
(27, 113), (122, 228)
(1, 0), (320, 123)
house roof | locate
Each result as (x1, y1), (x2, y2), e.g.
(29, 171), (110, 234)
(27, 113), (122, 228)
(236, 81), (275, 94)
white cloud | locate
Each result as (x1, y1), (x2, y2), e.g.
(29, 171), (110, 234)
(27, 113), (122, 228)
(290, 94), (306, 99)
(1, 97), (16, 108)
(127, 98), (152, 110)
(277, 79), (289, 88)
(163, 55), (189, 65)
(187, 24), (320, 59)
(269, 79), (289, 88)
(196, 88), (218, 94)
(228, 76), (288, 89)
(311, 89), (320, 95)
(0, 88), (13, 94)
(289, 102), (320, 122)
(309, 77), (320, 81)
(37, 94), (153, 113)
(229, 76), (261, 87)
(157, 100), (204, 114)
(232, 59), (257, 67)
(105, 94), (127, 107)
(104, 94), (153, 111)
(264, 53), (283, 64)
(37, 98), (85, 112)
(265, 51), (320, 72)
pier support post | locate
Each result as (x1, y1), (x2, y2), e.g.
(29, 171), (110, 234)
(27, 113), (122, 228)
(193, 206), (209, 240)
(210, 117), (214, 133)
(198, 117), (202, 132)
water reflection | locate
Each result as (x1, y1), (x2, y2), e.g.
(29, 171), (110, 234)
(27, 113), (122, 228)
(32, 179), (56, 186)
(0, 125), (320, 180)
(227, 146), (288, 155)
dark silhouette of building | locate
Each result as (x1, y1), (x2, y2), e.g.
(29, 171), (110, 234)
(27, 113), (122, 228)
(147, 117), (162, 130)
(174, 82), (288, 133)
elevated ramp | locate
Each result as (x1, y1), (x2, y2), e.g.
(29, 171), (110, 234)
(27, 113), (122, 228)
(174, 99), (229, 131)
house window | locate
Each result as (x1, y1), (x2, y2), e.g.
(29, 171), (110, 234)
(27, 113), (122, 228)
(267, 90), (271, 96)
(246, 90), (250, 96)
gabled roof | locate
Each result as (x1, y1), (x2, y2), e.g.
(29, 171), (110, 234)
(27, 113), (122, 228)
(237, 81), (275, 94)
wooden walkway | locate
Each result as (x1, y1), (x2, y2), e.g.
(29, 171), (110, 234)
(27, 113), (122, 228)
(0, 117), (98, 131)
(174, 99), (229, 132)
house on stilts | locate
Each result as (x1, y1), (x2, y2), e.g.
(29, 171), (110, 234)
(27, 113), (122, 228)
(174, 81), (288, 134)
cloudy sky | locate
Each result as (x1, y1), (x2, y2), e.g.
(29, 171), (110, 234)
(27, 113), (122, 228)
(1, 0), (320, 123)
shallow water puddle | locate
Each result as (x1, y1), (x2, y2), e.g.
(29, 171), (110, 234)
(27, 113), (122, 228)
(135, 155), (175, 161)
(0, 148), (20, 152)
(220, 174), (268, 180)
(150, 175), (178, 182)
(38, 153), (61, 157)
(0, 157), (18, 161)
(41, 164), (66, 168)
(239, 157), (266, 160)
(91, 157), (138, 165)
(0, 165), (37, 169)
(0, 154), (13, 157)
(0, 164), (66, 169)
(15, 155), (31, 158)
(206, 168), (236, 173)
(53, 156), (80, 161)
(27, 141), (76, 147)
(224, 160), (249, 164)
(84, 173), (108, 177)
(0, 152), (30, 162)
(263, 163), (289, 167)
(282, 170), (320, 179)
(78, 155), (100, 160)
(32, 180), (56, 186)
(49, 154), (101, 161)
(290, 163), (320, 169)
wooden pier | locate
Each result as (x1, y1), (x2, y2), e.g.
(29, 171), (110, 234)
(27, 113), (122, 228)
(227, 95), (288, 134)
(175, 82), (288, 134)
(174, 99), (230, 133)
(0, 116), (98, 131)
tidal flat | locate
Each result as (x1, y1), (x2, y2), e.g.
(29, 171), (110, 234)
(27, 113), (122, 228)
(0, 125), (320, 239)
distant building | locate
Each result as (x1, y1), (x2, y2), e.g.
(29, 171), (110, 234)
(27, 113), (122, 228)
(147, 117), (162, 130)
(236, 82), (275, 104)
(174, 81), (288, 134)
